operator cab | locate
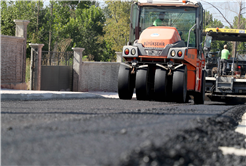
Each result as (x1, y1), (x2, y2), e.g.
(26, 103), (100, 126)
(129, 0), (203, 50)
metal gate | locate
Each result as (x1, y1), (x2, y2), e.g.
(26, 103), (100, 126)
(41, 51), (73, 91)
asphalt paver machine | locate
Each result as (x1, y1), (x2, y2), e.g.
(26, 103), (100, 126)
(204, 28), (246, 102)
(118, 0), (205, 104)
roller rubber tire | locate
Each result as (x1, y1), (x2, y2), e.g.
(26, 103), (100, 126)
(172, 65), (187, 103)
(136, 67), (150, 100)
(154, 67), (167, 101)
(118, 64), (134, 99)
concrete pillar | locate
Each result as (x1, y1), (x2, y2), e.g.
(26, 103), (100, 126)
(116, 52), (122, 62)
(14, 20), (30, 38)
(72, 47), (85, 91)
(14, 20), (30, 83)
(29, 43), (44, 90)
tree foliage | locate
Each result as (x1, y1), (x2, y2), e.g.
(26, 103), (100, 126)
(103, 1), (131, 52)
(62, 5), (107, 61)
(1, 1), (43, 39)
(233, 15), (246, 53)
(205, 11), (224, 28)
(204, 10), (232, 53)
(1, 0), (46, 58)
(1, 0), (116, 61)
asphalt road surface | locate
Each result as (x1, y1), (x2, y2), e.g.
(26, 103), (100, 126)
(2, 99), (246, 166)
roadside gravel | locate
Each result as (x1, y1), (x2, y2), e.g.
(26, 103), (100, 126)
(119, 105), (246, 166)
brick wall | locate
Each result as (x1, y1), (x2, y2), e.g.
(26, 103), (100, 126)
(1, 35), (25, 83)
(1, 35), (26, 89)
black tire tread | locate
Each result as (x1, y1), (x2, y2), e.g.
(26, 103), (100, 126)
(136, 67), (149, 100)
(154, 67), (167, 101)
(172, 65), (187, 103)
(118, 64), (134, 99)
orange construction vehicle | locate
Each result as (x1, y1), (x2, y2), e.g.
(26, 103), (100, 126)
(118, 0), (205, 104)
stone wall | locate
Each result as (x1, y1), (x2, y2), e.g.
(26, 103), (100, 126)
(80, 62), (120, 92)
(1, 20), (29, 90)
(73, 49), (121, 92)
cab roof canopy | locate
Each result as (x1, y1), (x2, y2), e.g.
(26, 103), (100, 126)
(204, 28), (246, 42)
(138, 0), (201, 7)
(138, 0), (199, 4)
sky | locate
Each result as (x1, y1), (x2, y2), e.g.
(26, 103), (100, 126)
(200, 0), (246, 28)
(41, 0), (245, 28)
(43, 0), (49, 6)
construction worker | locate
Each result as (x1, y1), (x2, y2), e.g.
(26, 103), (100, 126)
(221, 44), (230, 75)
(153, 12), (168, 26)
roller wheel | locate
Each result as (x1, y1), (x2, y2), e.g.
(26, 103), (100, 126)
(194, 70), (205, 104)
(136, 66), (150, 100)
(118, 64), (135, 99)
(154, 67), (167, 101)
(172, 65), (187, 103)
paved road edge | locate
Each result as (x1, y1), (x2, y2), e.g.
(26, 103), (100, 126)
(1, 91), (105, 101)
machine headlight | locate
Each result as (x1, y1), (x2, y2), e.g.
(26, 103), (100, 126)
(131, 48), (136, 55)
(171, 50), (176, 57)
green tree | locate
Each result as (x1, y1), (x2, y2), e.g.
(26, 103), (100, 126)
(1, 0), (115, 61)
(98, 39), (116, 62)
(205, 11), (224, 28)
(233, 15), (246, 54)
(40, 1), (72, 52)
(1, 1), (43, 38)
(61, 5), (106, 61)
(103, 1), (131, 52)
(59, 1), (98, 10)
(1, 1), (16, 36)
(1, 0), (45, 58)
(204, 10), (232, 53)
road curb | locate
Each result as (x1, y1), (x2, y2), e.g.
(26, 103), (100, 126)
(1, 90), (105, 101)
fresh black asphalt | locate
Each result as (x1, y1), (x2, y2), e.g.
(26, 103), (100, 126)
(1, 99), (246, 165)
